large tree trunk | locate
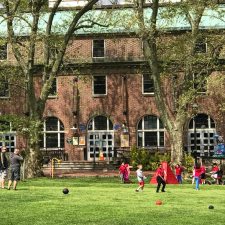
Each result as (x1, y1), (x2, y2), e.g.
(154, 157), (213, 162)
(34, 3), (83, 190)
(24, 104), (44, 178)
(25, 142), (43, 178)
(170, 129), (184, 164)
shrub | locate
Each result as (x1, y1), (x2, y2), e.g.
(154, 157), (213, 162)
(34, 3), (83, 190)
(130, 145), (171, 170)
(183, 153), (195, 173)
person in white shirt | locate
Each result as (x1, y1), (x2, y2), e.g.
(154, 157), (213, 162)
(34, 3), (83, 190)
(135, 164), (146, 192)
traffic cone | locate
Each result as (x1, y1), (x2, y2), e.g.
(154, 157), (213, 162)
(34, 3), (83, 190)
(99, 151), (104, 161)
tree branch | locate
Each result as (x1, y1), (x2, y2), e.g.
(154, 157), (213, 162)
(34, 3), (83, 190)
(4, 0), (27, 73)
(40, 0), (99, 103)
(43, 0), (63, 82)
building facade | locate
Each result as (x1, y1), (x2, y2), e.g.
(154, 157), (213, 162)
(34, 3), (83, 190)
(0, 1), (225, 161)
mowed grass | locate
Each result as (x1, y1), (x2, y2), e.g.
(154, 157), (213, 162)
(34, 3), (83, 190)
(0, 177), (225, 225)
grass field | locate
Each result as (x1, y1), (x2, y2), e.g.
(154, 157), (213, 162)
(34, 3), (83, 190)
(0, 177), (225, 225)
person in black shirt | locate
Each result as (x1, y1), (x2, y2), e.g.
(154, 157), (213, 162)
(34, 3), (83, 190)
(0, 146), (9, 189)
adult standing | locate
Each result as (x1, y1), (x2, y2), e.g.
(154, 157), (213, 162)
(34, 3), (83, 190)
(156, 163), (166, 193)
(8, 148), (23, 190)
(0, 146), (9, 189)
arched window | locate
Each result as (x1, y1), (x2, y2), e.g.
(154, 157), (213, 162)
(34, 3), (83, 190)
(137, 115), (165, 148)
(88, 115), (113, 131)
(188, 114), (216, 156)
(0, 121), (16, 152)
(87, 116), (114, 160)
(41, 117), (65, 149)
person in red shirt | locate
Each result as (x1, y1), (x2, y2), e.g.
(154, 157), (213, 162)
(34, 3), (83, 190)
(175, 164), (184, 184)
(194, 164), (202, 190)
(210, 163), (219, 181)
(123, 163), (132, 183)
(119, 162), (126, 183)
(155, 163), (166, 193)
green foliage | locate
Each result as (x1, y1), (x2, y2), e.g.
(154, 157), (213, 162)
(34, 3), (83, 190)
(130, 145), (171, 171)
(0, 114), (43, 145)
(183, 153), (195, 173)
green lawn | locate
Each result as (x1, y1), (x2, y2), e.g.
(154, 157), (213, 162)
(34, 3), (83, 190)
(0, 177), (225, 225)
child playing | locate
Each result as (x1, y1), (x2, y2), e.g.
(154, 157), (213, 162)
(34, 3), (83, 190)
(119, 162), (126, 183)
(156, 163), (166, 193)
(135, 164), (146, 192)
(216, 166), (223, 185)
(210, 163), (219, 181)
(175, 164), (184, 184)
(200, 164), (206, 185)
(124, 163), (133, 183)
(194, 164), (202, 190)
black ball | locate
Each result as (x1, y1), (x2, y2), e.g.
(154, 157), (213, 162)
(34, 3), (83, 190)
(63, 188), (69, 194)
(208, 205), (214, 209)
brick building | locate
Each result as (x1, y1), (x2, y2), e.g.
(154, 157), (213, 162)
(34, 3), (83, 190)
(0, 1), (225, 162)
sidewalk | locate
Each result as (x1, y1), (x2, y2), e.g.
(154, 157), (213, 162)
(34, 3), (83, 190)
(45, 170), (154, 178)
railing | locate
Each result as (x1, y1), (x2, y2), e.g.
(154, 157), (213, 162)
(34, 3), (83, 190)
(41, 148), (68, 164)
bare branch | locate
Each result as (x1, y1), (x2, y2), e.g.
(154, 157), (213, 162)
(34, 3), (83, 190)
(4, 0), (27, 73)
(43, 0), (63, 62)
(40, 0), (99, 101)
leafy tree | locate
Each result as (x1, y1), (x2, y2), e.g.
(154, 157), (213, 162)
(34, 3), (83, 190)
(0, 0), (111, 177)
(133, 0), (225, 162)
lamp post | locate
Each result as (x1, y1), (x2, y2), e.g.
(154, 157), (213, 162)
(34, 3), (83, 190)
(192, 103), (198, 165)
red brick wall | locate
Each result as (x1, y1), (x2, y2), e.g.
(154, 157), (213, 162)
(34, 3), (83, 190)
(1, 37), (225, 161)
(7, 37), (143, 64)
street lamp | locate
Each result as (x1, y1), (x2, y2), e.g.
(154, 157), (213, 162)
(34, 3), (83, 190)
(192, 103), (198, 165)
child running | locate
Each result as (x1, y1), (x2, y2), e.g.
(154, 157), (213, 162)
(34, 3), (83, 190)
(135, 164), (146, 192)
(156, 163), (166, 193)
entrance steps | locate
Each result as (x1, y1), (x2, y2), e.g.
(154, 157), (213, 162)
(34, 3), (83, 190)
(42, 161), (119, 176)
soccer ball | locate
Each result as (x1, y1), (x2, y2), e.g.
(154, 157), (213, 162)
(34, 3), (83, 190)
(63, 188), (69, 194)
(155, 200), (162, 205)
(208, 205), (214, 209)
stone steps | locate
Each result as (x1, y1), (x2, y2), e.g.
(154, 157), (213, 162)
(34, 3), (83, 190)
(42, 161), (119, 176)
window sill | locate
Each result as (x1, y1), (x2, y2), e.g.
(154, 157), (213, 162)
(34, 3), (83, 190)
(92, 94), (107, 98)
(0, 96), (10, 99)
(48, 95), (58, 99)
(142, 93), (155, 96)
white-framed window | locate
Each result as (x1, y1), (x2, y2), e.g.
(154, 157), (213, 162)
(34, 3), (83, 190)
(0, 78), (9, 98)
(0, 121), (16, 152)
(137, 115), (165, 148)
(41, 117), (65, 149)
(87, 115), (114, 160)
(92, 75), (107, 96)
(92, 40), (105, 58)
(0, 43), (7, 60)
(188, 113), (216, 157)
(142, 74), (154, 94)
